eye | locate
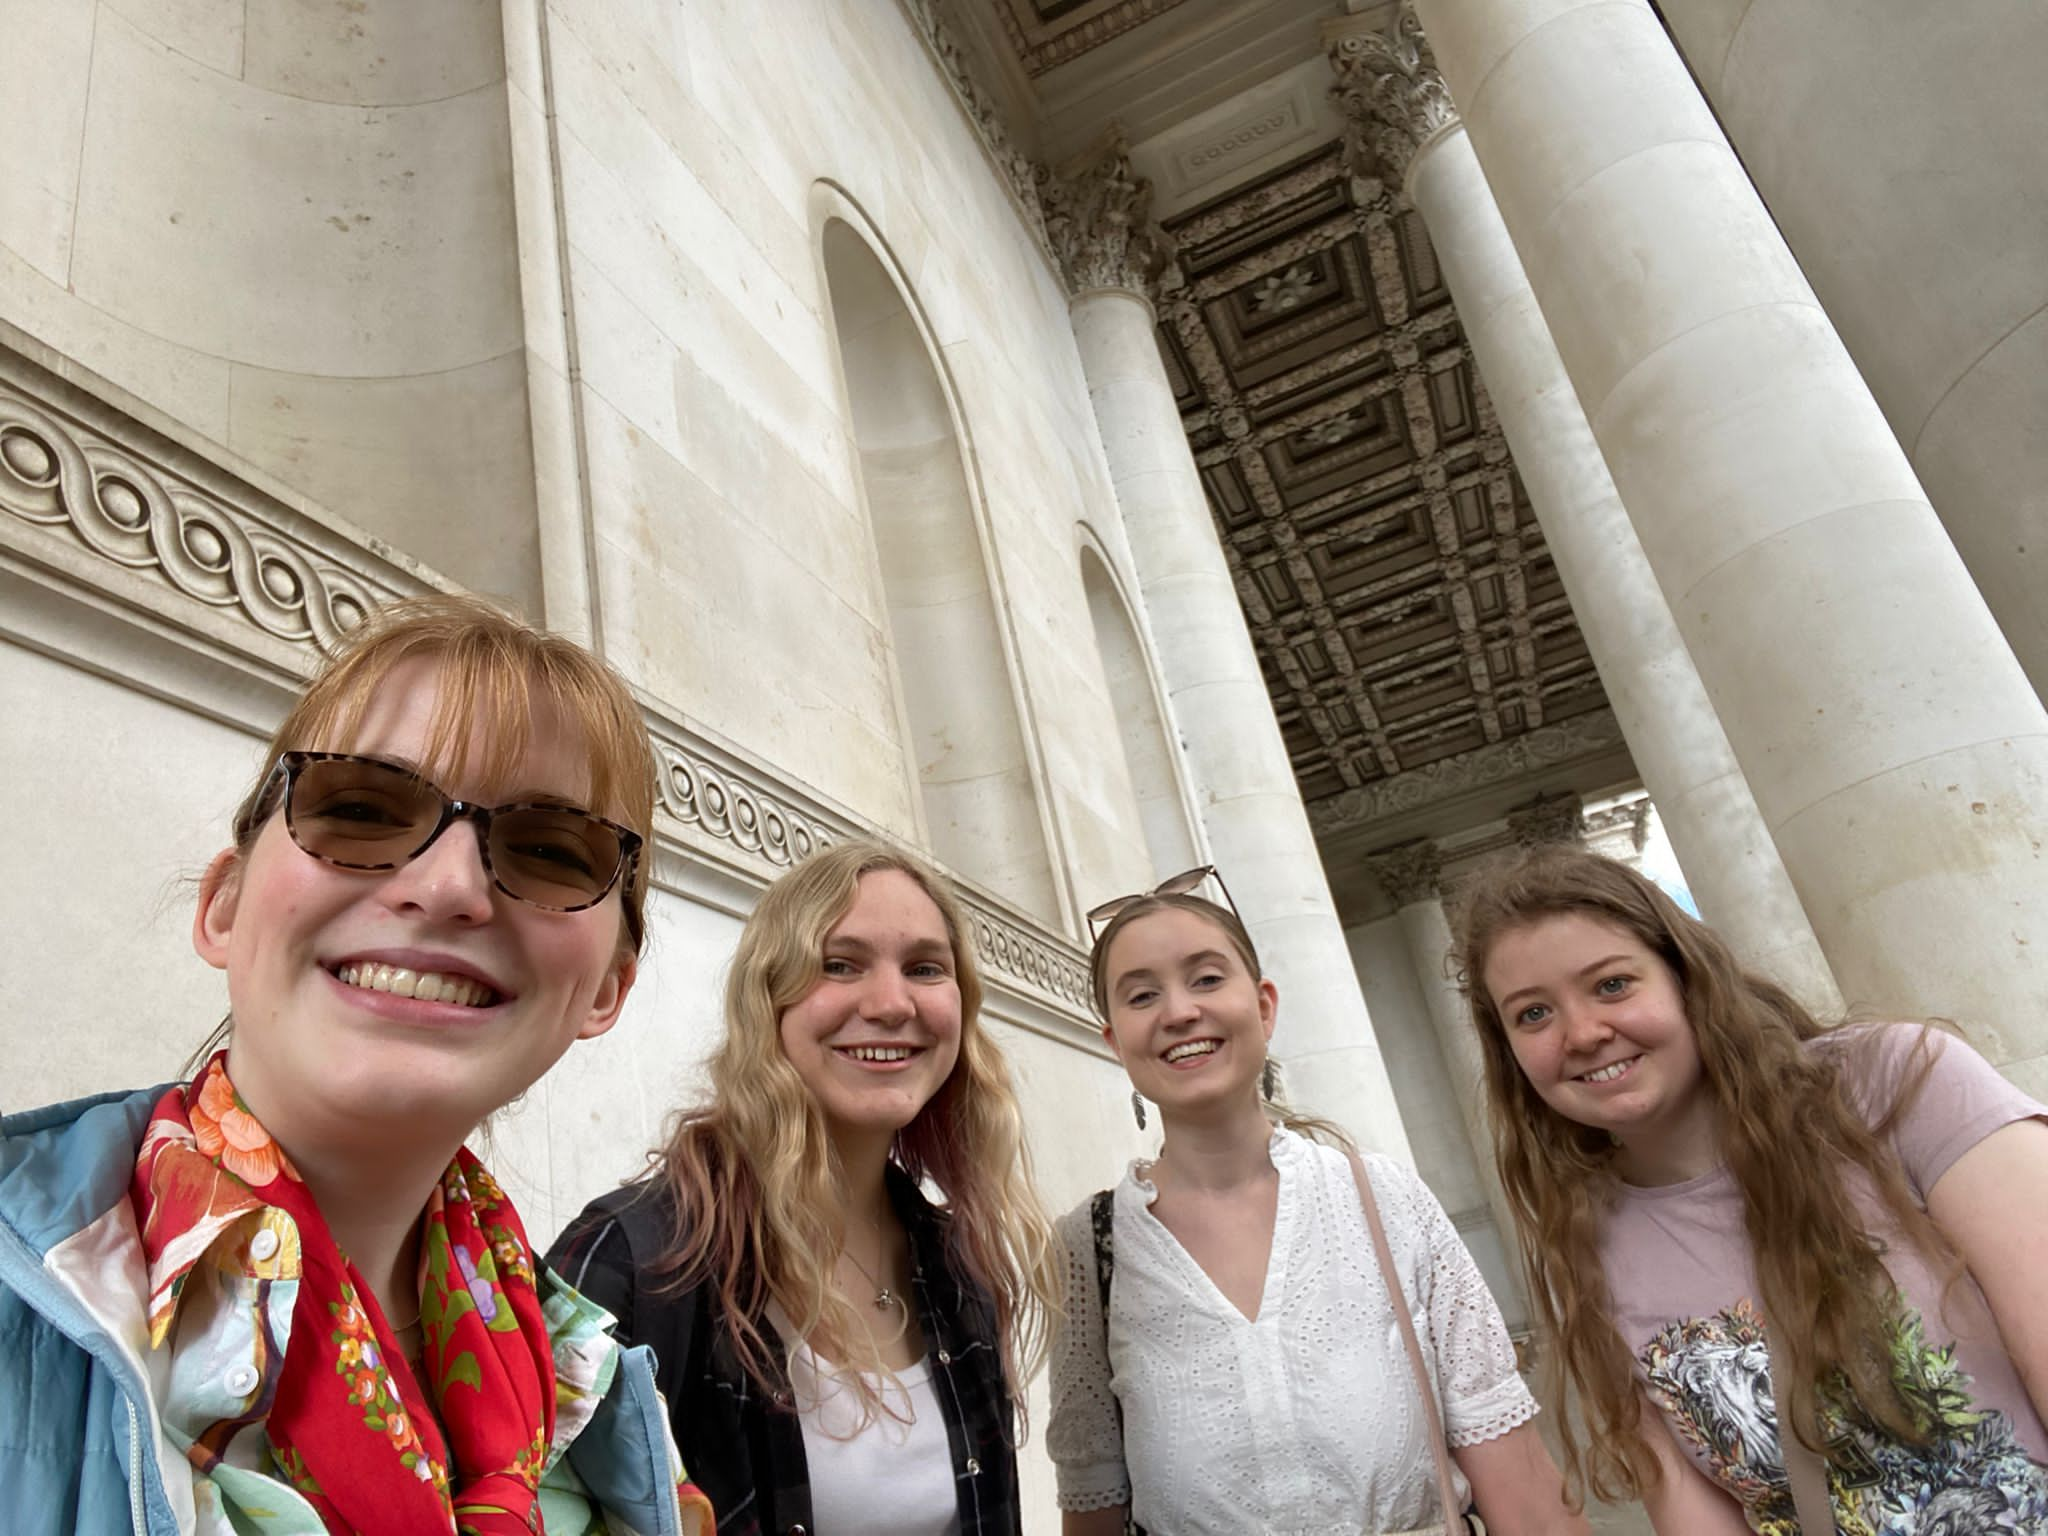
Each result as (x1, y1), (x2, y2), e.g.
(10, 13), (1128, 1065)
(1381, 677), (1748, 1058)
(1595, 974), (1633, 998)
(1514, 1002), (1551, 1028)
(1190, 971), (1225, 990)
(820, 957), (858, 978)
(305, 790), (412, 828)
(907, 960), (951, 981)
(504, 834), (598, 877)
(1121, 986), (1159, 1009)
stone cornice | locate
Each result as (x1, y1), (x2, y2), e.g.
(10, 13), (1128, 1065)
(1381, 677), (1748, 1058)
(0, 333), (1100, 1045)
(1308, 707), (1624, 833)
(1039, 127), (1176, 301)
(897, 0), (1056, 266)
(1324, 3), (1459, 192)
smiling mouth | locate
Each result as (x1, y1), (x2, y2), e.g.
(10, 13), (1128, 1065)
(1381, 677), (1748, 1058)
(836, 1045), (919, 1063)
(331, 962), (497, 1008)
(1163, 1039), (1221, 1064)
(1577, 1055), (1641, 1084)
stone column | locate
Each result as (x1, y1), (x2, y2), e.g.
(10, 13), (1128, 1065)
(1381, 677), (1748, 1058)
(1048, 136), (1413, 1159)
(1658, 4), (2048, 700)
(1410, 0), (2048, 1094)
(1366, 841), (1523, 1272)
(1327, 8), (1840, 1012)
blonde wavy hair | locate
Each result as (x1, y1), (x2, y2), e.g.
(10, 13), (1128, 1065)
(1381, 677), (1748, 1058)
(648, 839), (1063, 1429)
(1452, 849), (1953, 1507)
(1087, 890), (1356, 1150)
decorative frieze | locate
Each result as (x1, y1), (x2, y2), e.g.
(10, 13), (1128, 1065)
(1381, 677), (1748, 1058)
(0, 357), (411, 663)
(1039, 128), (1176, 301)
(1325, 4), (1460, 190)
(1309, 709), (1624, 833)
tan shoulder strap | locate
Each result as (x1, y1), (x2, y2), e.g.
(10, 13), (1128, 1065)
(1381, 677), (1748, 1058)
(1766, 1322), (1837, 1534)
(1346, 1150), (1464, 1533)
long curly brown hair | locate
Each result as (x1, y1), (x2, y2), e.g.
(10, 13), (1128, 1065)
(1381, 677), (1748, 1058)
(1451, 849), (1953, 1506)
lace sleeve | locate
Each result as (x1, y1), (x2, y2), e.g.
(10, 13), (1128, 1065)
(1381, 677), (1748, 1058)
(1372, 1157), (1539, 1449)
(1047, 1198), (1133, 1511)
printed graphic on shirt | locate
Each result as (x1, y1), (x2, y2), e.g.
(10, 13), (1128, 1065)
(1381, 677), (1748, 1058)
(1639, 1298), (2048, 1535)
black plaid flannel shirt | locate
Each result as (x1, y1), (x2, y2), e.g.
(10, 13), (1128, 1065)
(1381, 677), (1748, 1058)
(546, 1166), (1022, 1536)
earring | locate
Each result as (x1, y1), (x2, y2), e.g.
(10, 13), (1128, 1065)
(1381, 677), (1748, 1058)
(1130, 1089), (1147, 1130)
(1260, 1057), (1281, 1103)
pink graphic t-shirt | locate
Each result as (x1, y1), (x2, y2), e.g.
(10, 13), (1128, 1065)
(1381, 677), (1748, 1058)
(1599, 1023), (2048, 1533)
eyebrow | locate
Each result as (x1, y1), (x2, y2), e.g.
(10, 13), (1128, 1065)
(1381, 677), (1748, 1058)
(1113, 949), (1232, 991)
(826, 934), (953, 960)
(1495, 953), (1636, 1012)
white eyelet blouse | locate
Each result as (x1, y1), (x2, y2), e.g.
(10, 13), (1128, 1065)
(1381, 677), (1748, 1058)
(1048, 1128), (1537, 1534)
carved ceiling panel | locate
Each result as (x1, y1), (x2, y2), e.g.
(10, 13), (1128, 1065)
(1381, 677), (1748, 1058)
(990, 0), (1195, 78)
(1155, 145), (1609, 807)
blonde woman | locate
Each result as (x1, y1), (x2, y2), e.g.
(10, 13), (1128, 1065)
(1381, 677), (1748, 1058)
(547, 839), (1063, 1536)
(0, 594), (707, 1534)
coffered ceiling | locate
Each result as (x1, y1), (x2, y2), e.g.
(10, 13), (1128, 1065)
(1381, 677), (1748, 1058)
(938, 0), (1637, 907)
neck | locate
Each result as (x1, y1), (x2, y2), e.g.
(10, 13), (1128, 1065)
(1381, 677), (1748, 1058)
(1154, 1091), (1276, 1193)
(827, 1124), (897, 1232)
(1612, 1094), (1722, 1187)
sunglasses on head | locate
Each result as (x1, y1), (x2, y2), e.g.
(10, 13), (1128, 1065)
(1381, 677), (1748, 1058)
(1085, 864), (1240, 939)
(256, 751), (642, 914)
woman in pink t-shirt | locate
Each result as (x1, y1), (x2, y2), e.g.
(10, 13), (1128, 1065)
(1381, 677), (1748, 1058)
(1455, 848), (2048, 1534)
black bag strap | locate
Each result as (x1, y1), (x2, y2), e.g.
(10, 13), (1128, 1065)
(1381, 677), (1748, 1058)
(1089, 1189), (1150, 1536)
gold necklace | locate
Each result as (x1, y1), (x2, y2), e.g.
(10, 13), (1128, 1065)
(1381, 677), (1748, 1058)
(839, 1214), (903, 1312)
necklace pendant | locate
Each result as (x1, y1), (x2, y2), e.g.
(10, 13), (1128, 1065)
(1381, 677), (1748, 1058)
(874, 1288), (896, 1310)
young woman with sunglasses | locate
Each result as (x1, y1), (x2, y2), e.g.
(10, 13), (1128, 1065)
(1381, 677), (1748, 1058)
(1049, 870), (1586, 1535)
(1458, 848), (2048, 1534)
(545, 839), (1063, 1536)
(0, 594), (710, 1535)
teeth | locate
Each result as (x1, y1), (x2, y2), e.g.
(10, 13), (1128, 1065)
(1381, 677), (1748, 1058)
(334, 963), (493, 1008)
(843, 1045), (914, 1062)
(1582, 1058), (1636, 1084)
(1164, 1040), (1220, 1064)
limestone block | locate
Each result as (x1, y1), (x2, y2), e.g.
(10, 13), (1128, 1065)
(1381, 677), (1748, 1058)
(223, 350), (543, 613)
(2, 640), (253, 1109)
(243, 0), (505, 107)
(72, 9), (521, 378)
(103, 0), (245, 76)
(0, 0), (94, 282)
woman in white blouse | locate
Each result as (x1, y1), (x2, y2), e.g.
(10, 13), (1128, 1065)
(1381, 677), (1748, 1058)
(1049, 871), (1588, 1535)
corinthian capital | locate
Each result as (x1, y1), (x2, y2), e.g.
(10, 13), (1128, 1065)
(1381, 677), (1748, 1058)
(1038, 128), (1175, 301)
(1366, 839), (1444, 907)
(1325, 3), (1460, 189)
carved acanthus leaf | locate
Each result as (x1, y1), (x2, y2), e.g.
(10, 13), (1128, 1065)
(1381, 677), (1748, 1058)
(1308, 710), (1624, 832)
(1366, 839), (1443, 906)
(1326, 3), (1460, 189)
(1507, 791), (1587, 849)
(1039, 128), (1177, 301)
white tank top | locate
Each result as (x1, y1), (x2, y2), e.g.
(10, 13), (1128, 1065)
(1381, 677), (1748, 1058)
(787, 1342), (962, 1536)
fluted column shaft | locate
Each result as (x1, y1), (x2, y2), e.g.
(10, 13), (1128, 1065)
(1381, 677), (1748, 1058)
(1410, 0), (2048, 1094)
(1071, 284), (1411, 1159)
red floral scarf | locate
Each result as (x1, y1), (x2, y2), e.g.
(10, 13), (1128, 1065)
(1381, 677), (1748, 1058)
(132, 1054), (554, 1533)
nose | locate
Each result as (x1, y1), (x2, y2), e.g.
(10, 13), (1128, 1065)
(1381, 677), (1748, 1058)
(1161, 984), (1202, 1027)
(858, 966), (915, 1025)
(377, 817), (495, 925)
(1558, 997), (1615, 1054)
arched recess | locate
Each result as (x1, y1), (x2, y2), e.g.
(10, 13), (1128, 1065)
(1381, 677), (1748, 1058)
(1079, 540), (1201, 877)
(819, 213), (1060, 920)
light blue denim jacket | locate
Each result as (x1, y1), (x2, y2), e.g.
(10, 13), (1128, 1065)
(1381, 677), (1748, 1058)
(0, 1085), (690, 1536)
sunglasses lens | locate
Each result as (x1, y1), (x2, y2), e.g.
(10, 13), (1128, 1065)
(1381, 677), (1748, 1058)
(1156, 866), (1212, 898)
(490, 809), (625, 909)
(288, 757), (441, 866)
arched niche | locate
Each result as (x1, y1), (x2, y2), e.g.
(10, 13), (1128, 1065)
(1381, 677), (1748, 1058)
(820, 215), (1059, 919)
(1080, 542), (1200, 878)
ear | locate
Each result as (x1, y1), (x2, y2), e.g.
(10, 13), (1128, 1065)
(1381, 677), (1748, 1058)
(1100, 1018), (1125, 1065)
(1257, 976), (1279, 1045)
(192, 849), (244, 971)
(576, 951), (638, 1041)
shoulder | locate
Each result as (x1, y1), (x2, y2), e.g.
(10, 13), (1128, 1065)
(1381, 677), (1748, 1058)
(0, 1084), (166, 1255)
(547, 1177), (674, 1287)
